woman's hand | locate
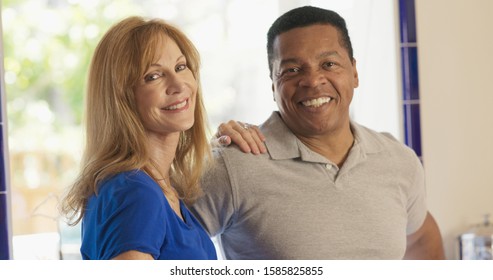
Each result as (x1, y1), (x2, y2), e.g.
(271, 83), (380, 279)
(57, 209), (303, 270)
(211, 120), (267, 154)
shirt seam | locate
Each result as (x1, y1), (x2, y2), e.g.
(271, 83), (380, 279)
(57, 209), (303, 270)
(218, 149), (239, 231)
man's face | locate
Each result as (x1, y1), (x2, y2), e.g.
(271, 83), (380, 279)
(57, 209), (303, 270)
(271, 24), (359, 138)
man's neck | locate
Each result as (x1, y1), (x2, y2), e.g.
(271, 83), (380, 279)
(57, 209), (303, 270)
(296, 125), (354, 167)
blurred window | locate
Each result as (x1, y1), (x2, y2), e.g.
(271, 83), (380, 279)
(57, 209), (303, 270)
(2, 0), (398, 259)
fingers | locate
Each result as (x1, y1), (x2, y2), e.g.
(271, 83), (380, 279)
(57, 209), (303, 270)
(226, 120), (255, 154)
(210, 135), (232, 148)
(241, 122), (267, 154)
(214, 120), (267, 154)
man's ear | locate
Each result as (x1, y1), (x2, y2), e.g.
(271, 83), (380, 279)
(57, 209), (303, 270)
(272, 84), (276, 101)
(352, 58), (359, 88)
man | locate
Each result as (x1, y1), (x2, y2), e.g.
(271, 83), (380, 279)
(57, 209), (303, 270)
(191, 6), (444, 259)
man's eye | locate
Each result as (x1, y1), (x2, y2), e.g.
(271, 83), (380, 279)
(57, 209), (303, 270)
(323, 62), (336, 68)
(144, 73), (162, 82)
(279, 67), (300, 77)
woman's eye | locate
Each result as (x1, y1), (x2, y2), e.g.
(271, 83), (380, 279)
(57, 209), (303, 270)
(144, 72), (162, 82)
(176, 64), (187, 72)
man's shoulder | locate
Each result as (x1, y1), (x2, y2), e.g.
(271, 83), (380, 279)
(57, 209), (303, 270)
(211, 145), (270, 165)
(352, 122), (418, 158)
(211, 145), (251, 159)
(355, 123), (400, 145)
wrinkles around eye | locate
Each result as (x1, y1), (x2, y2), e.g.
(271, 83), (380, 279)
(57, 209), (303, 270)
(144, 72), (163, 82)
(277, 68), (300, 78)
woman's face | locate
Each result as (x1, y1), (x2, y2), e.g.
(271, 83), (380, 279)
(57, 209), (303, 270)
(134, 35), (197, 137)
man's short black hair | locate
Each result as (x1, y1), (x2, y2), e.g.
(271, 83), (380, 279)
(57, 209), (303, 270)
(267, 6), (354, 77)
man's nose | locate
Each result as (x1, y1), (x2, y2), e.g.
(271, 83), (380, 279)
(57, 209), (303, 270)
(298, 68), (327, 88)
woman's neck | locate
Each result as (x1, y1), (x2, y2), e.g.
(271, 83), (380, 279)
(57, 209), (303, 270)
(146, 131), (184, 220)
(146, 132), (180, 180)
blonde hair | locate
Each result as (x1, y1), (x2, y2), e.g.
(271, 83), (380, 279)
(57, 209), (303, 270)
(61, 16), (211, 225)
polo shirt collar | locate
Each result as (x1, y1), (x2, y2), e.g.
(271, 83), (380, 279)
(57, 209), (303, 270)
(260, 111), (385, 163)
(350, 121), (386, 155)
(261, 112), (302, 161)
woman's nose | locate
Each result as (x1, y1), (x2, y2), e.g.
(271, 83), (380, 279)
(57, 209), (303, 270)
(165, 73), (186, 95)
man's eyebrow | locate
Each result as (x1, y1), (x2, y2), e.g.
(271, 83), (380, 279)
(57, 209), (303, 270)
(278, 58), (300, 66)
(316, 51), (340, 59)
(278, 51), (341, 66)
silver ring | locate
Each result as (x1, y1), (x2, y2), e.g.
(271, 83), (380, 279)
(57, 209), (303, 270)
(242, 123), (250, 130)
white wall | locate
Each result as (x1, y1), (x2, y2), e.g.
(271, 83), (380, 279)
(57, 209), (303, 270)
(202, 0), (402, 139)
(314, 0), (401, 139)
(416, 0), (493, 259)
(346, 0), (401, 139)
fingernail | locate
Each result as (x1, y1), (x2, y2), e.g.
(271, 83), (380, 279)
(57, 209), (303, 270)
(219, 136), (229, 145)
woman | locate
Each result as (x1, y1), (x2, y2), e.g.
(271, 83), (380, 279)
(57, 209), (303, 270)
(60, 16), (216, 260)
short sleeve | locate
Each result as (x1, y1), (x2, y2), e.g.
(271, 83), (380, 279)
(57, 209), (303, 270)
(94, 172), (167, 259)
(405, 156), (428, 235)
(190, 149), (236, 237)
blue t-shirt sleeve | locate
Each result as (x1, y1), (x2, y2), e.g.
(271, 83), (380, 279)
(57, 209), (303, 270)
(95, 172), (166, 259)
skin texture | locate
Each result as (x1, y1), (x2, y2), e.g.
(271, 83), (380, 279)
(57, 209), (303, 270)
(134, 36), (197, 137)
(271, 24), (358, 166)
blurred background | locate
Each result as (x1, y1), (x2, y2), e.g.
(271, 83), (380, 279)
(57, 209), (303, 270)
(1, 0), (400, 260)
(1, 0), (492, 260)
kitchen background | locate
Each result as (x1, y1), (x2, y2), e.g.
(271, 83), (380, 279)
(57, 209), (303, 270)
(1, 0), (492, 260)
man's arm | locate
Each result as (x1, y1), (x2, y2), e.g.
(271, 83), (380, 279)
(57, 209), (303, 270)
(190, 150), (236, 237)
(404, 212), (445, 259)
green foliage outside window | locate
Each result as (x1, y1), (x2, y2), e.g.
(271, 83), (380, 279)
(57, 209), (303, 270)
(3, 0), (142, 130)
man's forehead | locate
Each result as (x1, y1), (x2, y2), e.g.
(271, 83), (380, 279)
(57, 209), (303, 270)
(271, 25), (348, 61)
(274, 23), (340, 39)
(273, 25), (340, 47)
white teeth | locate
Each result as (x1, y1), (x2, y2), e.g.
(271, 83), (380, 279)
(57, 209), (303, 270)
(164, 100), (187, 110)
(301, 97), (331, 107)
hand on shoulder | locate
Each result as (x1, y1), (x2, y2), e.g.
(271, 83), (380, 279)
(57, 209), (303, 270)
(211, 120), (267, 155)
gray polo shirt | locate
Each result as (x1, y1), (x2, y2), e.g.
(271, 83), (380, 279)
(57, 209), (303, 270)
(191, 111), (427, 259)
